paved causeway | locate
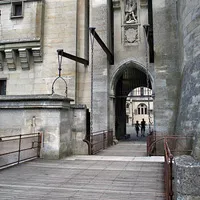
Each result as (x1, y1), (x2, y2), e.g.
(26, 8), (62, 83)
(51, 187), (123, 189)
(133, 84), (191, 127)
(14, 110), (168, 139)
(0, 133), (165, 200)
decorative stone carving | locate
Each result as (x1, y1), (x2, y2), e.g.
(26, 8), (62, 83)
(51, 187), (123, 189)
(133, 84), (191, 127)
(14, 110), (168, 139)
(113, 0), (120, 9)
(123, 24), (139, 45)
(5, 49), (16, 71)
(32, 47), (42, 63)
(19, 48), (30, 70)
(124, 0), (137, 24)
(0, 52), (3, 71)
(122, 0), (140, 46)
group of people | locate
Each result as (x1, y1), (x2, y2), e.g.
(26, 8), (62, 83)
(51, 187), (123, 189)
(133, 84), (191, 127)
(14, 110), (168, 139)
(135, 119), (146, 137)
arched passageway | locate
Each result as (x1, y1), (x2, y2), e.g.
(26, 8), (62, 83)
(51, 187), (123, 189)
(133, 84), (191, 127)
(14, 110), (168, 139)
(111, 61), (153, 140)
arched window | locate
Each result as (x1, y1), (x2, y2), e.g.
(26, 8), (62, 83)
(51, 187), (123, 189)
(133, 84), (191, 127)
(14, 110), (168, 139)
(126, 103), (129, 108)
(137, 104), (147, 115)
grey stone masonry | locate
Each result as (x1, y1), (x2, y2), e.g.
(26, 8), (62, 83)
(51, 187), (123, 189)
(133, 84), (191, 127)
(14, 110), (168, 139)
(173, 155), (200, 200)
(175, 0), (200, 160)
(90, 1), (109, 132)
(153, 0), (180, 134)
(0, 94), (74, 159)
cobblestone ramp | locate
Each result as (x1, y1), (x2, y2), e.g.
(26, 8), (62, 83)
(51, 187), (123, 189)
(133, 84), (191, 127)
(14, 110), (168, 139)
(0, 141), (165, 200)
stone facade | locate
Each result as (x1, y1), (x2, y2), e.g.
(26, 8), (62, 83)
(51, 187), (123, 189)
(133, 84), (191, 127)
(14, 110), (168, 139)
(1, 1), (200, 197)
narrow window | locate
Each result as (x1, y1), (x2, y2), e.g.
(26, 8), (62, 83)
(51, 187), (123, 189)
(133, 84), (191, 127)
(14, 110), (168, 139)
(11, 1), (23, 18)
(15, 4), (22, 16)
(0, 80), (6, 95)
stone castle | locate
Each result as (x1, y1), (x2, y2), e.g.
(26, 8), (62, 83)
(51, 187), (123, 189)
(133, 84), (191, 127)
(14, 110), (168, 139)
(0, 0), (200, 198)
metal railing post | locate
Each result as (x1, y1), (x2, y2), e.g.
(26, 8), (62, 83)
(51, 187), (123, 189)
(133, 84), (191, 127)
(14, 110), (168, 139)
(18, 134), (22, 164)
(169, 155), (173, 200)
(37, 133), (41, 158)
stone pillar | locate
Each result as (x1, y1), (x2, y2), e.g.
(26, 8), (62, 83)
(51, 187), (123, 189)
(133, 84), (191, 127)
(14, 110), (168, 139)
(173, 155), (200, 200)
(90, 0), (109, 132)
(153, 0), (180, 134)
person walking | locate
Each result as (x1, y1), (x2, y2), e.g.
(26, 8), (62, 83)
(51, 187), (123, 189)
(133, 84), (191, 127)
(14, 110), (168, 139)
(141, 118), (146, 137)
(135, 121), (140, 137)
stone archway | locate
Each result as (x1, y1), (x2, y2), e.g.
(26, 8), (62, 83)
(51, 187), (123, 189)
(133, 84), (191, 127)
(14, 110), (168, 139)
(109, 59), (154, 140)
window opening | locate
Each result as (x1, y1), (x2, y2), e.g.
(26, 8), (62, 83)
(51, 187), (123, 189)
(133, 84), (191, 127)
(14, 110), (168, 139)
(0, 80), (6, 95)
(11, 1), (23, 18)
(137, 104), (147, 115)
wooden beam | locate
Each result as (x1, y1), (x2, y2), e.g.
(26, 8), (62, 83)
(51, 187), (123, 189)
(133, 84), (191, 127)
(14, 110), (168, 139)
(57, 49), (89, 65)
(90, 28), (114, 65)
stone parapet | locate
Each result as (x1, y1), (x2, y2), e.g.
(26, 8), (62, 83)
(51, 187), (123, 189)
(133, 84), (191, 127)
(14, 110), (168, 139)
(0, 94), (73, 109)
(0, 94), (74, 159)
(173, 155), (200, 200)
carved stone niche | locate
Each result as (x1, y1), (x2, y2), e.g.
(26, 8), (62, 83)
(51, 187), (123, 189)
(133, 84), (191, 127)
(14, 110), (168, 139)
(0, 52), (4, 71)
(123, 24), (139, 45)
(19, 48), (30, 70)
(122, 0), (140, 46)
(124, 0), (138, 24)
(5, 49), (17, 71)
(32, 47), (42, 63)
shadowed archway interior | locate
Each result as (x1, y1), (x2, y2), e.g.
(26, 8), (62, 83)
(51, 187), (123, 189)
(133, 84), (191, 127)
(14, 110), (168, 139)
(115, 66), (152, 140)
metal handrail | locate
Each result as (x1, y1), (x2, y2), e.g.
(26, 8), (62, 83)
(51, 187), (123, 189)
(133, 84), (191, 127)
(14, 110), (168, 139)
(86, 129), (113, 155)
(147, 134), (193, 156)
(164, 139), (174, 200)
(0, 132), (42, 170)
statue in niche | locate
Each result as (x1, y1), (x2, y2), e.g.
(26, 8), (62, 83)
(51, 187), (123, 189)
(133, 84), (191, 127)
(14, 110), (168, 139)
(124, 0), (137, 24)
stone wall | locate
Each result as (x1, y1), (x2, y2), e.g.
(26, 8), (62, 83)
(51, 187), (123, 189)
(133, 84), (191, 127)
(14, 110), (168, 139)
(152, 0), (180, 134)
(0, 95), (88, 160)
(175, 0), (200, 160)
(0, 0), (78, 99)
(90, 0), (109, 132)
